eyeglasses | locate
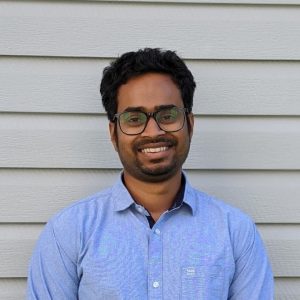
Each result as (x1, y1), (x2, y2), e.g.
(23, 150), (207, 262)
(114, 106), (188, 135)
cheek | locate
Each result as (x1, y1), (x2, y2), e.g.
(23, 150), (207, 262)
(178, 130), (191, 149)
(114, 133), (135, 153)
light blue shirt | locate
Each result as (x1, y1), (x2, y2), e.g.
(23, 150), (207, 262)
(27, 174), (273, 299)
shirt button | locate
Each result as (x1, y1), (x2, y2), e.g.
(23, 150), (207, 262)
(153, 281), (160, 288)
(136, 205), (144, 213)
(155, 228), (161, 235)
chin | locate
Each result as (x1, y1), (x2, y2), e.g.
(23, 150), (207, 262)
(139, 165), (179, 182)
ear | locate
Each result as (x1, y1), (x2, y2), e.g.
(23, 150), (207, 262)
(187, 113), (194, 139)
(109, 121), (118, 152)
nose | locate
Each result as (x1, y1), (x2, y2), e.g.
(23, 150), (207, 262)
(140, 116), (165, 137)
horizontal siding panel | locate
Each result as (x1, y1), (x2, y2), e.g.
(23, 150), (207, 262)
(190, 171), (300, 224)
(1, 114), (299, 169)
(1, 2), (300, 59)
(275, 278), (300, 300)
(0, 169), (299, 223)
(0, 225), (42, 278)
(259, 225), (300, 277)
(0, 278), (26, 300)
(0, 278), (299, 300)
(1, 224), (299, 277)
(1, 57), (300, 115)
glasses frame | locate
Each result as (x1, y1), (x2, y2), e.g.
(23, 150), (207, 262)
(113, 107), (189, 136)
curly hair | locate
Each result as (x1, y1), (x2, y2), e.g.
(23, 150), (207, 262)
(100, 48), (196, 121)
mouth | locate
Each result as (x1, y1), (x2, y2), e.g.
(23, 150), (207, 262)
(134, 137), (177, 157)
(141, 146), (169, 154)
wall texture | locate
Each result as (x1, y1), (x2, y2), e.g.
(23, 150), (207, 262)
(1, 0), (300, 298)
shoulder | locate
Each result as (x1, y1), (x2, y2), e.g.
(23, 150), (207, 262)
(48, 186), (115, 234)
(190, 185), (253, 225)
(190, 186), (258, 258)
(43, 186), (113, 243)
(184, 173), (252, 228)
(55, 186), (113, 220)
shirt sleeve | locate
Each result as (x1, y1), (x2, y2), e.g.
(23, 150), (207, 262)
(228, 221), (274, 300)
(27, 221), (79, 300)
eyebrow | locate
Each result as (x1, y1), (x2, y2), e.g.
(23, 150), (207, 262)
(123, 104), (177, 113)
(123, 106), (144, 112)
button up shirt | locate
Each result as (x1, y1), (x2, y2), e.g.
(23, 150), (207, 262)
(27, 174), (274, 299)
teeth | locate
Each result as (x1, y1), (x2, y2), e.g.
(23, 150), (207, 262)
(141, 147), (168, 153)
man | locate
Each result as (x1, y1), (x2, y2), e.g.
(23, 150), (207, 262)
(27, 48), (273, 299)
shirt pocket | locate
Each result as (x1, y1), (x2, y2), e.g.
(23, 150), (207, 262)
(181, 265), (224, 300)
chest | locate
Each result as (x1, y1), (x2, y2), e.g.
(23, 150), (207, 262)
(77, 213), (234, 299)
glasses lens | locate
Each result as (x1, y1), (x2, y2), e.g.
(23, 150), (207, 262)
(119, 111), (147, 134)
(156, 107), (185, 132)
(116, 107), (186, 135)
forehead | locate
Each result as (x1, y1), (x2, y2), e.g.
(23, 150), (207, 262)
(116, 73), (183, 112)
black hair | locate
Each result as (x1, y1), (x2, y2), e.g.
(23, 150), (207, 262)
(100, 48), (196, 121)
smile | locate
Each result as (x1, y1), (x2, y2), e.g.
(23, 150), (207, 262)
(141, 146), (169, 153)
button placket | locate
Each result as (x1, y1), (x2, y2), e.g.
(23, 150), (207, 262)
(148, 227), (163, 299)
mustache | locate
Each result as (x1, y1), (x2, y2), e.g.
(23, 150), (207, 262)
(133, 137), (177, 151)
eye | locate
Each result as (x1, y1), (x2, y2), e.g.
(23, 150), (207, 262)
(121, 112), (145, 126)
(158, 108), (178, 123)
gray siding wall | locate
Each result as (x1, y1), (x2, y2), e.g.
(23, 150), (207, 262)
(1, 0), (300, 298)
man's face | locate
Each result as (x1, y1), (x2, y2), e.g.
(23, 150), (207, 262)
(109, 73), (194, 183)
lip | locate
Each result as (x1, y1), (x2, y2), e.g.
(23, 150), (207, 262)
(141, 146), (169, 153)
(137, 143), (174, 161)
(138, 142), (172, 152)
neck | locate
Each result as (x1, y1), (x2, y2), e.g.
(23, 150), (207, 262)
(123, 170), (183, 221)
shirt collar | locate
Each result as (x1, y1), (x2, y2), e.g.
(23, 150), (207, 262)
(182, 172), (197, 216)
(112, 175), (135, 212)
(112, 171), (197, 216)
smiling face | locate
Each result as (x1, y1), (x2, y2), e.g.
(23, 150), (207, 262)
(109, 73), (194, 183)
